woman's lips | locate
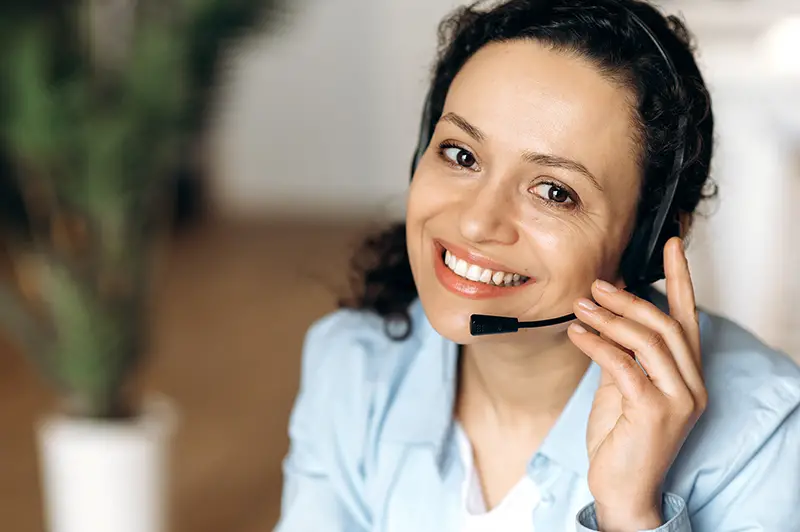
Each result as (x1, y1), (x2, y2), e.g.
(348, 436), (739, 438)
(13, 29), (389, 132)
(432, 241), (534, 300)
(436, 239), (523, 274)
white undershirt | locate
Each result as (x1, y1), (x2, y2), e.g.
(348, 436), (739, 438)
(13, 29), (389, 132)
(455, 424), (540, 532)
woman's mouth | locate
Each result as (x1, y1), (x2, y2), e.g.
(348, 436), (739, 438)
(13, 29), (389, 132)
(442, 248), (530, 287)
(432, 241), (533, 299)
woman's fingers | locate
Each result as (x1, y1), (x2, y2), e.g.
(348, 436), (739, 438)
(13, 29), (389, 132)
(586, 281), (706, 404)
(567, 322), (653, 402)
(664, 237), (702, 369)
(573, 297), (689, 399)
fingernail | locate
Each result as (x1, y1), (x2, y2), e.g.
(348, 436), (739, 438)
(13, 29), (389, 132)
(570, 323), (587, 334)
(578, 299), (598, 311)
(595, 279), (617, 293)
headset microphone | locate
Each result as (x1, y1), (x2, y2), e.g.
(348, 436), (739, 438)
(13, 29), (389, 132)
(470, 312), (577, 336)
(469, 273), (662, 336)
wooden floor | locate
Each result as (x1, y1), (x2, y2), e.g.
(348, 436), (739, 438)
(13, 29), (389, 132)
(0, 220), (374, 532)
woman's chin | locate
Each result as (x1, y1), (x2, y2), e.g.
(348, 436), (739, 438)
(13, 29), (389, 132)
(426, 311), (474, 345)
(419, 299), (501, 345)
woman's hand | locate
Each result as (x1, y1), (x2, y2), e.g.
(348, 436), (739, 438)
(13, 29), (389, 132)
(567, 237), (707, 531)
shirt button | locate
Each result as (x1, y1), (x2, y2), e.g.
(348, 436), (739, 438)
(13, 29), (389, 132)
(527, 454), (551, 484)
(540, 492), (555, 506)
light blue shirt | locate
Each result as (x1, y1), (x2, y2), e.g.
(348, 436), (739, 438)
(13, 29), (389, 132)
(275, 287), (800, 531)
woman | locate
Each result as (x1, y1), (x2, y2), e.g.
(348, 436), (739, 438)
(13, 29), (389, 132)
(276, 1), (800, 530)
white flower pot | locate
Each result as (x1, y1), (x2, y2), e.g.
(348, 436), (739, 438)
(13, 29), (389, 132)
(36, 395), (178, 532)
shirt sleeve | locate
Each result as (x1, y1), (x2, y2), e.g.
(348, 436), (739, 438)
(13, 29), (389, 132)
(273, 317), (370, 532)
(575, 492), (691, 532)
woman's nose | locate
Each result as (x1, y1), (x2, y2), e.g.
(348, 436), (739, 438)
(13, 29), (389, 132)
(458, 183), (518, 245)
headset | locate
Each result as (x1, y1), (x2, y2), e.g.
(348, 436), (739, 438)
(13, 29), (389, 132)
(407, 1), (690, 336)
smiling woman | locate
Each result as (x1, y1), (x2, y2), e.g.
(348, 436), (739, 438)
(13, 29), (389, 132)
(275, 2), (800, 531)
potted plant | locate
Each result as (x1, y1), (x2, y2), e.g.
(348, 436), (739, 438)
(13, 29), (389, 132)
(0, 2), (282, 531)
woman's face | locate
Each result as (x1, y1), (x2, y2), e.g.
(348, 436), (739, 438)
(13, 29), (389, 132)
(406, 40), (644, 346)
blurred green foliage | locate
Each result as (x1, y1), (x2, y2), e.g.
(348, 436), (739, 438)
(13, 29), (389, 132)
(0, 0), (283, 418)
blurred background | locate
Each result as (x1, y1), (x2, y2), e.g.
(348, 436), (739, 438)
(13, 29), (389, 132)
(1, 0), (799, 531)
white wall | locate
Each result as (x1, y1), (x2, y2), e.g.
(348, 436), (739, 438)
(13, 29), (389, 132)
(208, 0), (800, 356)
(209, 0), (464, 220)
(209, 0), (800, 220)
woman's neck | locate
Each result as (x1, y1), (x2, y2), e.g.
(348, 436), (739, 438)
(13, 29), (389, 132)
(456, 330), (591, 429)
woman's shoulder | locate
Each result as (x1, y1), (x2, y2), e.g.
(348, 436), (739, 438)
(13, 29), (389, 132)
(290, 301), (441, 474)
(300, 301), (428, 387)
(295, 301), (442, 442)
(696, 309), (800, 443)
(645, 287), (800, 403)
(698, 310), (800, 396)
(667, 305), (800, 507)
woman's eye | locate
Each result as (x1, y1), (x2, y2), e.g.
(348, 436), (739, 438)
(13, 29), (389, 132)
(443, 146), (477, 169)
(531, 182), (574, 205)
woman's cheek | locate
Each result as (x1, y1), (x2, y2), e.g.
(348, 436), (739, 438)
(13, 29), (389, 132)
(524, 222), (609, 287)
(408, 172), (454, 215)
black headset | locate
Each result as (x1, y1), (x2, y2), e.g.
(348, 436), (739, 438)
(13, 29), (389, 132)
(407, 2), (690, 335)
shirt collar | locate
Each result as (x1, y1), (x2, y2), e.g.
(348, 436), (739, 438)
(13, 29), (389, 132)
(379, 299), (458, 458)
(535, 361), (599, 478)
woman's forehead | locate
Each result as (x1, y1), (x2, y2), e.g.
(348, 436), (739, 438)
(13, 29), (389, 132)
(442, 40), (641, 188)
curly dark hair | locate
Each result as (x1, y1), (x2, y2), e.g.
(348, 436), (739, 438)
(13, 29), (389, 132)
(341, 0), (717, 340)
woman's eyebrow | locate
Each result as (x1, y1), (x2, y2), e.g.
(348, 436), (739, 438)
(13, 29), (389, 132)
(439, 112), (486, 142)
(522, 151), (604, 192)
(438, 111), (603, 192)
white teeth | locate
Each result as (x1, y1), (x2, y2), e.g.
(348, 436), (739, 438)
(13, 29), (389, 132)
(443, 248), (528, 287)
(492, 271), (505, 285)
(466, 264), (482, 281)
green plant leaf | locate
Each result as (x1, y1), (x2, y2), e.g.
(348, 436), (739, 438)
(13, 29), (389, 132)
(1, 25), (60, 170)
